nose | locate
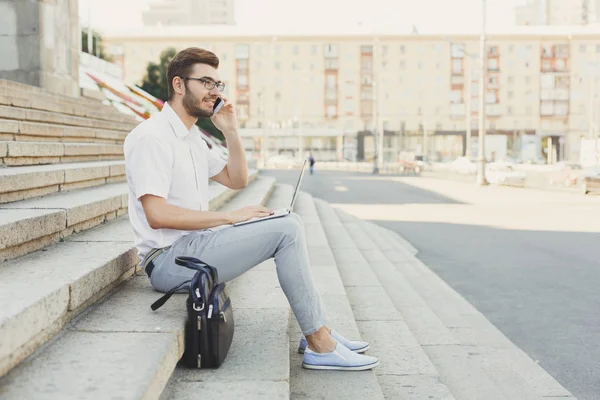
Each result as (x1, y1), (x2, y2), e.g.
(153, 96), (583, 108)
(209, 86), (221, 96)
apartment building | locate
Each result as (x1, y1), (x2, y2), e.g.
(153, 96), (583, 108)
(143, 0), (235, 26)
(105, 25), (600, 163)
(516, 0), (600, 26)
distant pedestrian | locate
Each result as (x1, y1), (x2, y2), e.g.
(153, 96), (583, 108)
(308, 152), (315, 175)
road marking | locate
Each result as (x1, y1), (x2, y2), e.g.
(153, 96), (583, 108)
(334, 186), (348, 192)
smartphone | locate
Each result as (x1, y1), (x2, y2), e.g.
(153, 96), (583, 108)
(213, 97), (224, 114)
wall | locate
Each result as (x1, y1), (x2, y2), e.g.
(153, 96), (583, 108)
(0, 0), (79, 97)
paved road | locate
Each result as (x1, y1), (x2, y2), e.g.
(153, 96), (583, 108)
(261, 168), (600, 400)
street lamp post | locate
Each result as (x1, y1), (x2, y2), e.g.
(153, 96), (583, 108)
(465, 58), (472, 159)
(476, 0), (489, 186)
(372, 36), (380, 174)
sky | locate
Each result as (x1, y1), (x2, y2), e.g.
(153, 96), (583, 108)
(80, 0), (523, 34)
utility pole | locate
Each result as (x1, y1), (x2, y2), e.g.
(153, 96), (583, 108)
(476, 0), (489, 186)
(465, 58), (472, 159)
(372, 36), (380, 174)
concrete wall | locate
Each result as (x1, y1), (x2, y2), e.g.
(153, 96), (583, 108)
(0, 0), (79, 97)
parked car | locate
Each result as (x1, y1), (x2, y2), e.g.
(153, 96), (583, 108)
(397, 152), (426, 174)
(451, 157), (476, 174)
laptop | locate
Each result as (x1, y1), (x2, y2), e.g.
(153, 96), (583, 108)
(233, 159), (307, 227)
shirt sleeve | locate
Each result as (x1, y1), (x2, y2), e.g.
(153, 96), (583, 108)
(127, 136), (173, 200)
(206, 143), (227, 178)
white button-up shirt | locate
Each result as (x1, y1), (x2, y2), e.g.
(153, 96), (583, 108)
(124, 102), (227, 262)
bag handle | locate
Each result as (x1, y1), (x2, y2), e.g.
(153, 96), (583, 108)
(176, 256), (220, 284)
(150, 279), (191, 311)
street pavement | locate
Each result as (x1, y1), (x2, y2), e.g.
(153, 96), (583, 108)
(261, 168), (600, 400)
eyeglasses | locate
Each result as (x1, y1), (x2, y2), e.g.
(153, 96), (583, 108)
(182, 77), (225, 92)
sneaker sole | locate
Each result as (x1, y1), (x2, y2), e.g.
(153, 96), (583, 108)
(302, 359), (380, 371)
(298, 344), (370, 354)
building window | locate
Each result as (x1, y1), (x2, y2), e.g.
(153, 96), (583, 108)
(450, 90), (462, 104)
(452, 59), (462, 74)
(274, 62), (280, 70)
(311, 45), (318, 55)
(580, 44), (587, 53)
(400, 45), (405, 54)
(324, 43), (339, 58)
(326, 105), (337, 118)
(507, 106), (513, 115)
(451, 43), (465, 58)
(486, 90), (497, 103)
(507, 76), (514, 84)
(488, 58), (499, 71)
(235, 44), (250, 59)
(508, 90), (514, 99)
(525, 76), (532, 85)
(360, 45), (373, 54)
(596, 44), (600, 53)
(399, 61), (405, 70)
(274, 45), (281, 56)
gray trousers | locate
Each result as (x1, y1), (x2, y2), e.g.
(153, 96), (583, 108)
(148, 212), (328, 335)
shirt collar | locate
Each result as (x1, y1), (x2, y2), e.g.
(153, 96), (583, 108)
(162, 102), (192, 139)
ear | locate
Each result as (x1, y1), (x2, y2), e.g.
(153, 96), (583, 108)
(172, 76), (185, 96)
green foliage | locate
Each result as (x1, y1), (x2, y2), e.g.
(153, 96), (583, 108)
(140, 47), (177, 102)
(81, 30), (113, 62)
(196, 118), (225, 142)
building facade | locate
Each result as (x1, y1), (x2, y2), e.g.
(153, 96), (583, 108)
(515, 0), (600, 26)
(105, 26), (600, 163)
(143, 0), (235, 26)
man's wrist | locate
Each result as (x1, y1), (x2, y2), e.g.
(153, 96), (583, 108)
(222, 129), (239, 139)
(223, 211), (235, 225)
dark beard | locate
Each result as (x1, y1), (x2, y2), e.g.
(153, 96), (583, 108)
(183, 90), (213, 118)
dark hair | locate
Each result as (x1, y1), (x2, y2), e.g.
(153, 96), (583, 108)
(167, 47), (220, 100)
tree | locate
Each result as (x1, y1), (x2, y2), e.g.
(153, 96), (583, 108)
(140, 47), (176, 102)
(140, 47), (225, 142)
(81, 30), (113, 62)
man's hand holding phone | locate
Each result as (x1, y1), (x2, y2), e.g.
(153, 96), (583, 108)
(211, 97), (238, 137)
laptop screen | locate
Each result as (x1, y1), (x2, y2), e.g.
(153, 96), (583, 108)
(289, 159), (308, 210)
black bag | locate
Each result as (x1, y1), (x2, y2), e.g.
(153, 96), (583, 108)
(150, 256), (234, 368)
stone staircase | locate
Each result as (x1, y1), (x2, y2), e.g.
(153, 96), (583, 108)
(0, 79), (577, 399)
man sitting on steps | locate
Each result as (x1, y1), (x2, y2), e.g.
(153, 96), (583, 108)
(123, 47), (379, 371)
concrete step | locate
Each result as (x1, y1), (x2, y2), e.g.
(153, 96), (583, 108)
(330, 207), (576, 400)
(0, 165), (260, 263)
(312, 199), (453, 400)
(0, 119), (128, 144)
(0, 160), (125, 204)
(160, 179), (293, 400)
(0, 141), (124, 167)
(288, 191), (385, 400)
(369, 222), (576, 400)
(0, 172), (266, 394)
(0, 182), (129, 262)
(0, 104), (133, 133)
(0, 80), (138, 124)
